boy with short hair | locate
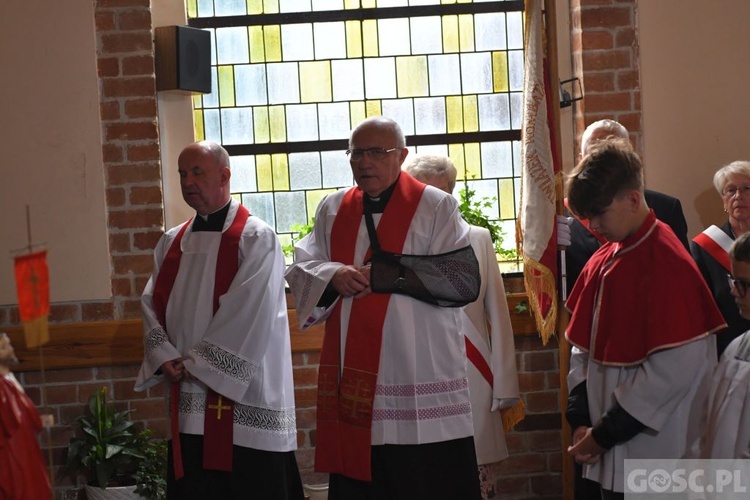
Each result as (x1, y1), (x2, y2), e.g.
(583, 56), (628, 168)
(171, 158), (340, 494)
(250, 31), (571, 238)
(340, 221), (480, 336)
(564, 139), (725, 499)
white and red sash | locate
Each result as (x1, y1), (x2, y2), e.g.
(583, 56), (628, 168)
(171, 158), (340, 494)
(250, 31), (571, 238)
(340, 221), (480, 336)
(692, 225), (733, 272)
(315, 174), (425, 482)
(151, 203), (249, 479)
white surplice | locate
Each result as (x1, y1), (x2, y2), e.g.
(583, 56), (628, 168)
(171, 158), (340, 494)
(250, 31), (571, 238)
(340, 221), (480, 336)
(462, 226), (519, 465)
(568, 338), (716, 493)
(702, 331), (750, 458)
(134, 199), (297, 452)
(285, 185), (475, 446)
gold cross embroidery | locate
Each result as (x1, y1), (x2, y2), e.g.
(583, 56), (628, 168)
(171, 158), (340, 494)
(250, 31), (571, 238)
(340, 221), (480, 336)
(342, 379), (372, 419)
(208, 395), (231, 420)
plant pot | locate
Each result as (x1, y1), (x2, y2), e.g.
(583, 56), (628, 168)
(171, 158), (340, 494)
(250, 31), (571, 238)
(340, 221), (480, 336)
(303, 483), (329, 500)
(84, 484), (147, 500)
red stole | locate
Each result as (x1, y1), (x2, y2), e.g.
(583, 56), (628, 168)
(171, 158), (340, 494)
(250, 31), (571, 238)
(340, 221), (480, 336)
(565, 211), (726, 365)
(152, 203), (249, 479)
(315, 173), (425, 481)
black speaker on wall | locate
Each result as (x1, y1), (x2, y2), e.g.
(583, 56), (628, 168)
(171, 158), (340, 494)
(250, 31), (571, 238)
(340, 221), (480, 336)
(154, 25), (211, 94)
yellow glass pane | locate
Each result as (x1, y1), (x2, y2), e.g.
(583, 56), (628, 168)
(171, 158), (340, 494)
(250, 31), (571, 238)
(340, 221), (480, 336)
(306, 189), (337, 223)
(441, 0), (456, 4)
(457, 0), (471, 4)
(193, 110), (205, 141)
(192, 94), (203, 109)
(269, 106), (287, 143)
(249, 27), (266, 63)
(254, 107), (270, 143)
(464, 143), (481, 180)
(264, 0), (279, 14)
(459, 15), (475, 52)
(446, 96), (463, 133)
(350, 102), (366, 128)
(362, 20), (378, 58)
(346, 21), (363, 59)
(344, 0), (360, 8)
(492, 51), (509, 93)
(218, 66), (236, 108)
(449, 144), (466, 181)
(247, 0), (263, 15)
(463, 95), (479, 132)
(362, 0), (375, 7)
(396, 56), (428, 98)
(186, 0), (197, 18)
(231, 193), (241, 203)
(257, 155), (273, 191)
(265, 26), (282, 62)
(442, 16), (459, 53)
(300, 61), (333, 103)
(272, 154), (289, 191)
(498, 178), (515, 219)
(365, 100), (382, 117)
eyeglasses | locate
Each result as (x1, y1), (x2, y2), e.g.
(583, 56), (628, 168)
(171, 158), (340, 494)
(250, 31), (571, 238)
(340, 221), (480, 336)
(727, 273), (750, 298)
(722, 185), (750, 198)
(345, 147), (401, 162)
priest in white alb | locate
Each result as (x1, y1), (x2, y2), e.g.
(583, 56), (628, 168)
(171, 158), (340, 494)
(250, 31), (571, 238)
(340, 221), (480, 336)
(285, 116), (483, 500)
(134, 141), (303, 500)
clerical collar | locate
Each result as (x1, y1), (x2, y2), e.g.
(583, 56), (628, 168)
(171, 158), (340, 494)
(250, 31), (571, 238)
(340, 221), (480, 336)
(192, 200), (231, 232)
(363, 176), (399, 214)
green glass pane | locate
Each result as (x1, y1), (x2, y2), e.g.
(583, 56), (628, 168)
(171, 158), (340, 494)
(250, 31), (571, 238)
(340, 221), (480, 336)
(186, 0), (198, 18)
(264, 0), (280, 13)
(257, 155), (273, 191)
(396, 56), (428, 98)
(300, 61), (333, 103)
(442, 16), (459, 53)
(446, 96), (463, 133)
(465, 142), (481, 180)
(265, 26), (282, 62)
(498, 178), (515, 219)
(218, 66), (236, 107)
(249, 27), (266, 63)
(365, 100), (382, 117)
(362, 20), (378, 57)
(463, 95), (479, 132)
(346, 21), (363, 58)
(269, 106), (287, 142)
(254, 107), (271, 143)
(193, 110), (205, 140)
(449, 144), (465, 181)
(492, 51), (509, 92)
(459, 14), (474, 52)
(306, 189), (337, 223)
(272, 153), (290, 190)
(248, 0), (264, 14)
(350, 101), (366, 127)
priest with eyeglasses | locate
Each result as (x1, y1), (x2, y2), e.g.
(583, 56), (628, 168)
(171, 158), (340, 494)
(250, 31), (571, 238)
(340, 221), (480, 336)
(286, 116), (483, 500)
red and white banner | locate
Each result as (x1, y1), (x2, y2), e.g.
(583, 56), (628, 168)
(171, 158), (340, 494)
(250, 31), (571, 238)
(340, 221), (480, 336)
(13, 250), (50, 348)
(518, 0), (560, 345)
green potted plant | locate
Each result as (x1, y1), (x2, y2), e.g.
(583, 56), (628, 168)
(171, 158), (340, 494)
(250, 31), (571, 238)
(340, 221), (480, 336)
(64, 386), (166, 500)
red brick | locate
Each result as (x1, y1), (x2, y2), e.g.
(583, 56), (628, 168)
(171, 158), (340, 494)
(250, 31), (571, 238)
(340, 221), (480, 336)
(518, 372), (545, 392)
(526, 391), (560, 413)
(504, 432), (527, 454)
(305, 351), (321, 365)
(495, 476), (529, 496)
(531, 473), (563, 496)
(82, 302), (115, 322)
(98, 56), (120, 78)
(125, 98), (158, 120)
(617, 69), (639, 90)
(582, 71), (615, 92)
(108, 163), (161, 184)
(121, 298), (143, 318)
(529, 430), (563, 452)
(147, 383), (164, 399)
(123, 55), (155, 76)
(293, 366), (319, 387)
(294, 387), (318, 408)
(130, 185), (162, 206)
(582, 48), (631, 71)
(102, 143), (125, 163)
(113, 379), (143, 400)
(292, 352), (306, 366)
(100, 32), (154, 55)
(105, 121), (159, 141)
(95, 11), (116, 31)
(584, 91), (632, 114)
(135, 276), (151, 294)
(107, 186), (127, 207)
(112, 277), (133, 296)
(98, 0), (150, 8)
(295, 408), (317, 429)
(109, 232), (131, 253)
(129, 399), (168, 420)
(497, 453), (548, 474)
(127, 141), (160, 162)
(581, 6), (632, 29)
(49, 303), (81, 323)
(103, 77), (156, 98)
(98, 365), (140, 379)
(108, 208), (163, 230)
(112, 254), (155, 274)
(118, 10), (152, 31)
(581, 30), (613, 51)
(297, 429), (306, 447)
(45, 384), (78, 405)
(295, 447), (315, 470)
(546, 371), (561, 389)
(524, 351), (557, 371)
(133, 230), (163, 250)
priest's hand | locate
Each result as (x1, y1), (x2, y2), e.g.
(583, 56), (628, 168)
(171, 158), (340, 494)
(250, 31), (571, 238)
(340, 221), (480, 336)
(568, 426), (604, 464)
(332, 265), (371, 298)
(161, 358), (188, 382)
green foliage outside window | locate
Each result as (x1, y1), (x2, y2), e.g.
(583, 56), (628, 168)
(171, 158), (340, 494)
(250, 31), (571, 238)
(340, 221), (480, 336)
(457, 181), (519, 262)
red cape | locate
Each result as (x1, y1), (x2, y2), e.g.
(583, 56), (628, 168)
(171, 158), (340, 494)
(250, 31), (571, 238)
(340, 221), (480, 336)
(565, 211), (726, 365)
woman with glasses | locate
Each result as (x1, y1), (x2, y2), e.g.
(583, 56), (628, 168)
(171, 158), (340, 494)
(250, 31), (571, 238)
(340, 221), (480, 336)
(691, 160), (750, 356)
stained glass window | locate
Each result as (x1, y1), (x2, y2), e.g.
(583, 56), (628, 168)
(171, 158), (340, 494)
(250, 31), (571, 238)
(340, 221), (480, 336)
(188, 0), (525, 265)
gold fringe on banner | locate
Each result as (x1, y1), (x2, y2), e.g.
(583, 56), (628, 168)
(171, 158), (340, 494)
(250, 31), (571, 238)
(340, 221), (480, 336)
(22, 314), (49, 349)
(501, 398), (526, 433)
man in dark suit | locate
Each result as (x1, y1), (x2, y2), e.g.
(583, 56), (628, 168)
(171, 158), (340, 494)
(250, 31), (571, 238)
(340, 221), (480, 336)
(563, 119), (689, 296)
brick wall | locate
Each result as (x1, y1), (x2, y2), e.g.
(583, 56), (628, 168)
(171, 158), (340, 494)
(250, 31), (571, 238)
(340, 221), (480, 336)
(0, 1), (643, 498)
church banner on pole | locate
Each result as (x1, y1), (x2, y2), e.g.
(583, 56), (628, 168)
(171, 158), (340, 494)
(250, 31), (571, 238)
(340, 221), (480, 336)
(13, 250), (50, 349)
